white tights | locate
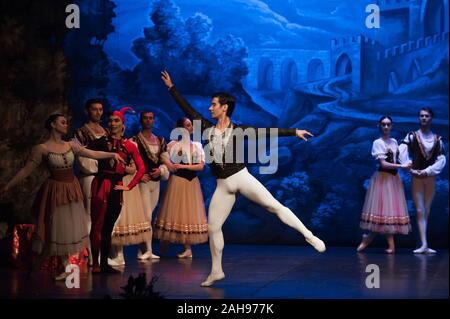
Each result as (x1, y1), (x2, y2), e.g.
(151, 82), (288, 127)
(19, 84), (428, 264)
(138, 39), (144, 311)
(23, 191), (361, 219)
(208, 168), (313, 275)
(412, 176), (435, 249)
(139, 181), (160, 254)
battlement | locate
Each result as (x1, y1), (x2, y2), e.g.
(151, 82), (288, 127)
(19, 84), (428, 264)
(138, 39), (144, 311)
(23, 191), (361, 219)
(377, 32), (449, 60)
(331, 35), (382, 51)
(331, 35), (365, 49)
(376, 0), (412, 10)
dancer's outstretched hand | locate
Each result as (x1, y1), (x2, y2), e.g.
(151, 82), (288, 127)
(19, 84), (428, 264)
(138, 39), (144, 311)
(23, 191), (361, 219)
(114, 184), (130, 191)
(296, 129), (314, 141)
(161, 70), (174, 88)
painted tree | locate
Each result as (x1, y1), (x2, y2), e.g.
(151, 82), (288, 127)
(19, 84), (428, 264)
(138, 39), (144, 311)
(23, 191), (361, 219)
(130, 0), (248, 96)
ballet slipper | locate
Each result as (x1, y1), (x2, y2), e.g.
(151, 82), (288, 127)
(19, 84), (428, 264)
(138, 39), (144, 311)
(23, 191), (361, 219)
(305, 235), (326, 253)
(108, 257), (125, 266)
(357, 234), (369, 252)
(385, 248), (395, 254)
(413, 246), (428, 254)
(109, 250), (126, 266)
(177, 250), (193, 259)
(425, 248), (436, 254)
(201, 272), (225, 287)
(138, 251), (160, 260)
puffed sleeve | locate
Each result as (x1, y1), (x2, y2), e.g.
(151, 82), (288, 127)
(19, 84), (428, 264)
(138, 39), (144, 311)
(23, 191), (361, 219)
(371, 139), (386, 160)
(69, 140), (85, 155)
(398, 132), (413, 165)
(157, 137), (170, 181)
(71, 139), (99, 175)
(424, 140), (447, 176)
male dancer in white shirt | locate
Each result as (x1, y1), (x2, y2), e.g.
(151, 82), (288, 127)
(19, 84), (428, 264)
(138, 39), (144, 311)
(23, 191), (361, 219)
(399, 107), (446, 254)
(161, 71), (325, 287)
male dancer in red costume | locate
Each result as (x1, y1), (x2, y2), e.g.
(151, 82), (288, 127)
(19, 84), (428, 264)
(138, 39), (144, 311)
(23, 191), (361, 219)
(89, 107), (145, 273)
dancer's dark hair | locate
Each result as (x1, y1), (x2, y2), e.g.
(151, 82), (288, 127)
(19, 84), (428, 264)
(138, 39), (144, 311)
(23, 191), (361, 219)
(212, 92), (235, 116)
(378, 116), (393, 124)
(418, 107), (434, 117)
(44, 113), (65, 132)
(176, 117), (189, 128)
(84, 98), (103, 111)
(140, 111), (154, 123)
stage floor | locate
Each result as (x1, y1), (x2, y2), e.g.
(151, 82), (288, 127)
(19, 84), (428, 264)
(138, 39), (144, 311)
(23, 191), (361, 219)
(0, 244), (448, 299)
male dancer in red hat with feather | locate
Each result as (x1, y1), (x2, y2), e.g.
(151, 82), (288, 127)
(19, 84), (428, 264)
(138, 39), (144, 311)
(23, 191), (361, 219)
(89, 107), (145, 274)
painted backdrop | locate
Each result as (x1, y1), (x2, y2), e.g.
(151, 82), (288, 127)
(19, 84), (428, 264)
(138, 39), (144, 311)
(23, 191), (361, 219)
(1, 0), (448, 247)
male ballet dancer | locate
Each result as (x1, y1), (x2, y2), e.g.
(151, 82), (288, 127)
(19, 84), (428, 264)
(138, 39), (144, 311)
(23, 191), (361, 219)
(75, 99), (109, 212)
(89, 107), (145, 273)
(74, 98), (108, 264)
(161, 71), (325, 287)
(132, 111), (170, 259)
(399, 107), (446, 254)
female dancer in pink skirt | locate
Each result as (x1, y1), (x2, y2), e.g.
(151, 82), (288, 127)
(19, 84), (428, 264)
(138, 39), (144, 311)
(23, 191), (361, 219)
(357, 116), (412, 253)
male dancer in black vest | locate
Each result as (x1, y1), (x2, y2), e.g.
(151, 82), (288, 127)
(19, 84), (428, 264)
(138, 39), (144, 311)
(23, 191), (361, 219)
(161, 71), (325, 287)
(74, 98), (108, 265)
(399, 107), (446, 254)
(132, 111), (170, 260)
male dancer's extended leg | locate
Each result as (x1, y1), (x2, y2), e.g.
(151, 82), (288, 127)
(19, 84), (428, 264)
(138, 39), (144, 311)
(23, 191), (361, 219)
(201, 180), (236, 287)
(236, 169), (325, 251)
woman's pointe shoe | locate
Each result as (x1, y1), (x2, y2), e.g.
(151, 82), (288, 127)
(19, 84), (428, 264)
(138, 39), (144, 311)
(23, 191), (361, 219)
(357, 234), (369, 252)
(108, 257), (125, 266)
(138, 251), (160, 260)
(200, 272), (225, 287)
(177, 250), (193, 259)
(385, 248), (395, 254)
(413, 246), (428, 254)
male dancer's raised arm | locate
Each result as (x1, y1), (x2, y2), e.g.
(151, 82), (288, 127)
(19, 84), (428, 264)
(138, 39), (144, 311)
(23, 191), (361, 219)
(161, 70), (213, 132)
(161, 70), (313, 141)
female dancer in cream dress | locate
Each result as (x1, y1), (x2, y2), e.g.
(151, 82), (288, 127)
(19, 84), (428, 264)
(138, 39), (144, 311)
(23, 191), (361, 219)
(0, 114), (123, 279)
(108, 162), (153, 266)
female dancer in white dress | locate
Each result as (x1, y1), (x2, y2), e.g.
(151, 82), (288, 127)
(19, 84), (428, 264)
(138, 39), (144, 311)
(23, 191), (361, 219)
(357, 116), (412, 253)
(154, 117), (208, 259)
